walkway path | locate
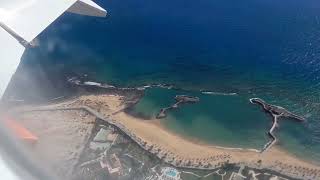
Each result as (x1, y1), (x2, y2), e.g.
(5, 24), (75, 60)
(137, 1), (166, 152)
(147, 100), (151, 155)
(250, 98), (305, 152)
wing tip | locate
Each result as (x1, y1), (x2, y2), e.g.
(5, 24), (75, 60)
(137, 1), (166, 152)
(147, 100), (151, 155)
(68, 0), (107, 17)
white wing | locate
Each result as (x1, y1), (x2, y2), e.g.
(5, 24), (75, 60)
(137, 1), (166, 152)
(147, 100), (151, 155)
(0, 0), (106, 99)
(68, 0), (107, 17)
(0, 27), (25, 98)
(1, 0), (79, 43)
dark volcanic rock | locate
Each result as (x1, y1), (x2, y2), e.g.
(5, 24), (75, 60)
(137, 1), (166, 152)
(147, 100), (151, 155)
(156, 95), (200, 119)
(250, 98), (305, 152)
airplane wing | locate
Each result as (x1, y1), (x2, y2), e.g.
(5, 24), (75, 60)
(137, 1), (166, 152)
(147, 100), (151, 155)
(0, 0), (106, 99)
(68, 0), (107, 17)
(0, 27), (25, 98)
(0, 1), (106, 179)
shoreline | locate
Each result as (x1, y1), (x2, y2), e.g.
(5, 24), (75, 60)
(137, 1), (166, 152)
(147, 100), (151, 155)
(151, 117), (320, 166)
(11, 92), (320, 179)
(113, 110), (320, 179)
(150, 119), (261, 153)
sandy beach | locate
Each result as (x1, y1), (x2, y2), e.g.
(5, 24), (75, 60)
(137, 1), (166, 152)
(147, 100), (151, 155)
(112, 112), (320, 176)
(12, 94), (320, 179)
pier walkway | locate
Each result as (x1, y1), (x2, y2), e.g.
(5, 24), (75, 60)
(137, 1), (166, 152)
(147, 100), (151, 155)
(250, 98), (305, 152)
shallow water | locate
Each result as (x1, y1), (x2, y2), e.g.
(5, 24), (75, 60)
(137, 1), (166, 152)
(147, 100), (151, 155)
(131, 88), (299, 149)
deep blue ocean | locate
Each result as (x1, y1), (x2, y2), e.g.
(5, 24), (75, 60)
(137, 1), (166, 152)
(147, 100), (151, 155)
(12, 0), (320, 162)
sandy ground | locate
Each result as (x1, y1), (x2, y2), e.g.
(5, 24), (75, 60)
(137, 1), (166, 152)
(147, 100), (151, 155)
(113, 112), (320, 173)
(12, 94), (320, 179)
(99, 94), (320, 178)
(15, 110), (95, 179)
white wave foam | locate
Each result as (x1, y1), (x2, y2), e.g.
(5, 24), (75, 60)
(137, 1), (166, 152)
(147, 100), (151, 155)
(84, 81), (101, 86)
(201, 91), (237, 96)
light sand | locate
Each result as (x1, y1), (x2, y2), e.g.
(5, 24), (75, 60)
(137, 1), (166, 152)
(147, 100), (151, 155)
(13, 94), (320, 179)
(16, 110), (95, 179)
(52, 94), (126, 114)
(114, 111), (320, 169)
(103, 94), (320, 178)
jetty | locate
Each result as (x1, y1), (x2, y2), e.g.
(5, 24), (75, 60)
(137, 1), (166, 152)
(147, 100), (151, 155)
(156, 95), (200, 119)
(250, 98), (306, 152)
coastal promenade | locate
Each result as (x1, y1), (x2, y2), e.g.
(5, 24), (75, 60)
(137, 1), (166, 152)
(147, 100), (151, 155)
(12, 95), (320, 180)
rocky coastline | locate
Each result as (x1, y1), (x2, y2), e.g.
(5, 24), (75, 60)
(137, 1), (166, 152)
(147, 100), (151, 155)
(156, 95), (200, 119)
(250, 98), (306, 152)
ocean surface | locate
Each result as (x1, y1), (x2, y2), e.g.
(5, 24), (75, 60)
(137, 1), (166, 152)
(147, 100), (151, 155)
(11, 0), (320, 161)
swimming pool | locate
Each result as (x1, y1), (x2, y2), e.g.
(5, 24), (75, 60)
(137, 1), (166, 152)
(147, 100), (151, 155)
(166, 169), (177, 177)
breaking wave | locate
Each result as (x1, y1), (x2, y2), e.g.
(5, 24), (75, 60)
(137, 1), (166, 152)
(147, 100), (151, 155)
(201, 91), (238, 96)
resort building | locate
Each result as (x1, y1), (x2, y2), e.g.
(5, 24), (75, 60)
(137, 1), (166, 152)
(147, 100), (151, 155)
(100, 154), (123, 177)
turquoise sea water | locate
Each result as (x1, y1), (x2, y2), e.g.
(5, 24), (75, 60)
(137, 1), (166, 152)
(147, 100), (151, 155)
(132, 88), (271, 149)
(10, 0), (320, 162)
